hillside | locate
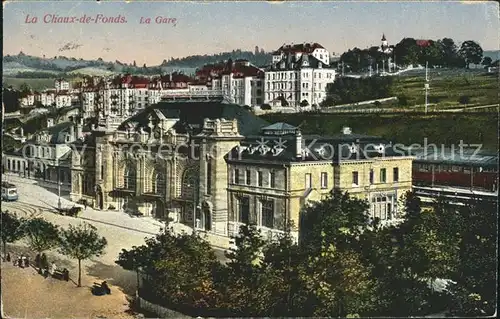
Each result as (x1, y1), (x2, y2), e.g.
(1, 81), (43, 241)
(2, 50), (272, 78)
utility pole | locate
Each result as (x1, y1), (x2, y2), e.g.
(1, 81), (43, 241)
(424, 61), (430, 114)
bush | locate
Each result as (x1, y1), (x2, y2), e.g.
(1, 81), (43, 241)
(458, 95), (470, 105)
(261, 104), (271, 110)
(108, 205), (116, 210)
(398, 95), (409, 106)
(373, 101), (382, 107)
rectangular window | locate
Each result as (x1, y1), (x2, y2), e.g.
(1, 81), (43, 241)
(305, 173), (312, 189)
(321, 172), (328, 189)
(393, 167), (399, 182)
(246, 170), (251, 185)
(369, 169), (374, 184)
(380, 168), (387, 183)
(101, 165), (104, 180)
(352, 171), (359, 186)
(261, 200), (274, 228)
(238, 197), (250, 224)
(257, 171), (263, 187)
(269, 171), (276, 188)
(207, 161), (212, 194)
(234, 169), (240, 184)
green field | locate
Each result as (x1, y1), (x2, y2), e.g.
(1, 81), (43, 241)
(262, 113), (498, 151)
(3, 77), (58, 90)
(389, 72), (498, 109)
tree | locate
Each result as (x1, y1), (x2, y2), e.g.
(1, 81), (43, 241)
(438, 38), (460, 67)
(59, 223), (107, 287)
(458, 41), (483, 68)
(299, 190), (370, 251)
(23, 218), (59, 254)
(19, 83), (31, 97)
(117, 228), (221, 314)
(300, 100), (309, 107)
(458, 95), (470, 105)
(0, 211), (24, 257)
(481, 56), (492, 68)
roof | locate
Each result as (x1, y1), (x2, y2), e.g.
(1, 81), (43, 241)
(267, 53), (332, 71)
(117, 100), (269, 136)
(227, 128), (404, 163)
(410, 147), (498, 168)
(195, 60), (263, 80)
(262, 122), (298, 131)
(416, 40), (432, 47)
(273, 43), (325, 55)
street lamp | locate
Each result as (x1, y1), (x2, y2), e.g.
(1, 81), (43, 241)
(188, 177), (201, 235)
(57, 180), (62, 210)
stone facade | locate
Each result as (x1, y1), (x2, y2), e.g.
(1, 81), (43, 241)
(69, 101), (413, 240)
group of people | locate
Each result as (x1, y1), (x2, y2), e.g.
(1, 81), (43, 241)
(6, 253), (30, 268)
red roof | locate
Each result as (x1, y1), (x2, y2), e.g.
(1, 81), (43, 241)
(416, 40), (432, 47)
(196, 60), (263, 80)
(273, 43), (325, 55)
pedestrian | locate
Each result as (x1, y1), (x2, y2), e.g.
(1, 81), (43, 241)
(35, 253), (41, 269)
(12, 255), (17, 266)
(84, 201), (87, 210)
(24, 256), (30, 268)
(40, 253), (48, 270)
(63, 268), (69, 281)
(21, 255), (26, 268)
(6, 253), (11, 262)
(18, 255), (23, 268)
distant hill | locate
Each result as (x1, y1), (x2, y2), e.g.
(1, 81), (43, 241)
(2, 50), (272, 78)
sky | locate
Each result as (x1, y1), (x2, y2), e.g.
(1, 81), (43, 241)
(3, 1), (499, 65)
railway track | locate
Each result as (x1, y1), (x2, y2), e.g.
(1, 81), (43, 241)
(1, 201), (44, 220)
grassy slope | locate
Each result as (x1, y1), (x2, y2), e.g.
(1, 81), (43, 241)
(262, 113), (498, 151)
(3, 77), (57, 90)
(390, 72), (498, 109)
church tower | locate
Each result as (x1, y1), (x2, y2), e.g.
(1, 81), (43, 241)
(381, 33), (388, 50)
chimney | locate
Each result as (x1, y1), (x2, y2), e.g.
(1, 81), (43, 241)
(76, 121), (83, 139)
(69, 123), (75, 141)
(295, 129), (302, 158)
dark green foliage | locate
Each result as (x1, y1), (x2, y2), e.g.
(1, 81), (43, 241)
(323, 76), (393, 105)
(458, 95), (470, 105)
(0, 210), (24, 255)
(260, 103), (271, 110)
(59, 223), (107, 287)
(115, 191), (497, 317)
(458, 41), (484, 68)
(22, 217), (59, 254)
(260, 113), (497, 151)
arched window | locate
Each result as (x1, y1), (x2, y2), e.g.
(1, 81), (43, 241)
(181, 168), (198, 199)
(124, 166), (136, 190)
(152, 170), (166, 194)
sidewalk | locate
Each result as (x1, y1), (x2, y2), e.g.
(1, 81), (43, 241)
(2, 174), (231, 250)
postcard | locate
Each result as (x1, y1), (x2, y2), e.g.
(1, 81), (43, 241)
(2, 1), (498, 318)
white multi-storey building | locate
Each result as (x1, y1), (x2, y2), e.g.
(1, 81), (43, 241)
(20, 94), (35, 108)
(264, 51), (336, 108)
(55, 92), (72, 108)
(55, 79), (70, 92)
(203, 59), (264, 106)
(272, 43), (330, 65)
(34, 91), (55, 107)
